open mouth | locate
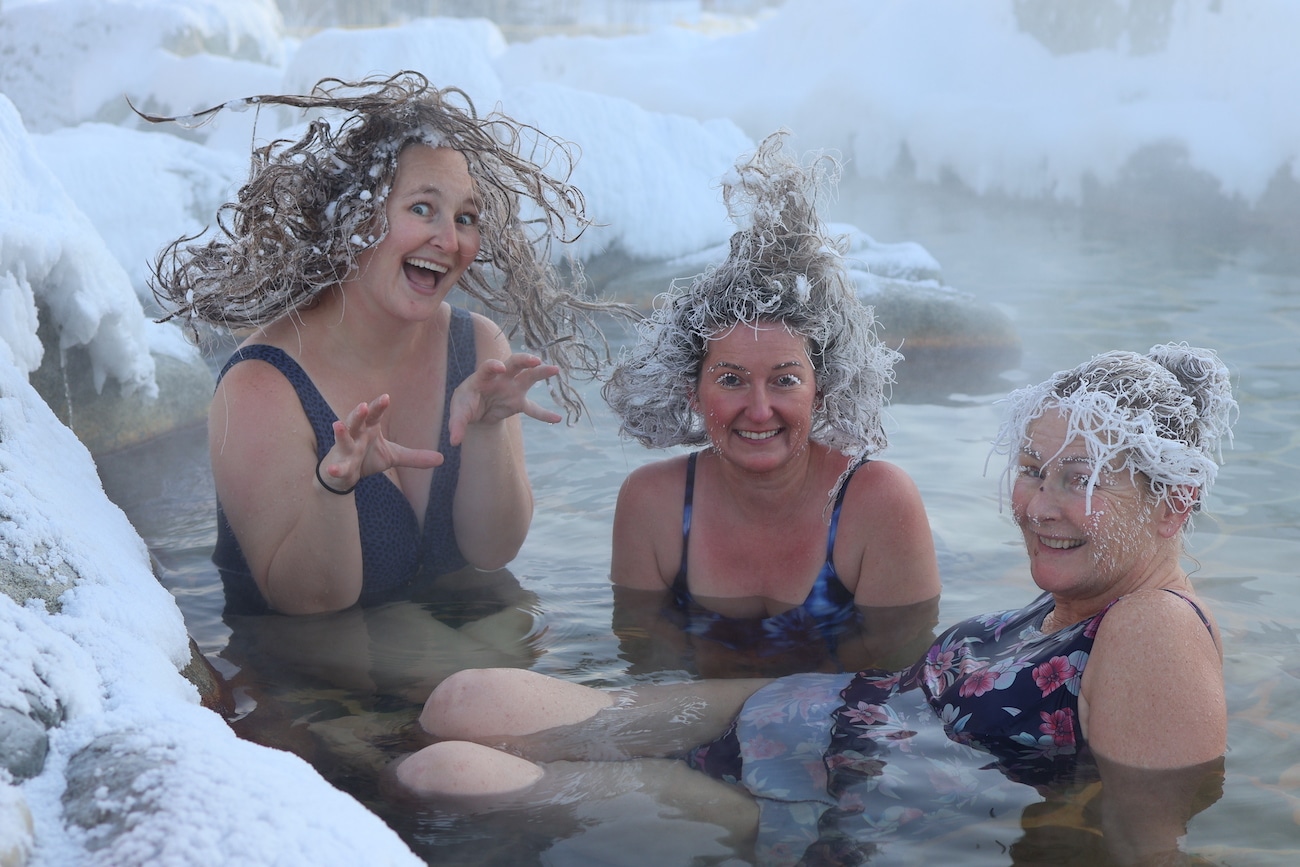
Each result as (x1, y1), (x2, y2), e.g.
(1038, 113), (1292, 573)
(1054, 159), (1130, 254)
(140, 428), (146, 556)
(1038, 536), (1084, 550)
(736, 429), (779, 441)
(404, 257), (448, 291)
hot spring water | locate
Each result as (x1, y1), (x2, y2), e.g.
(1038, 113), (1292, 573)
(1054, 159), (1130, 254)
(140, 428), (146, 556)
(97, 178), (1300, 865)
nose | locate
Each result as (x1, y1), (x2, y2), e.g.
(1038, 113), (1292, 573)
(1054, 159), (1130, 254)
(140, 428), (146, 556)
(429, 213), (460, 254)
(1022, 481), (1061, 527)
(745, 384), (774, 421)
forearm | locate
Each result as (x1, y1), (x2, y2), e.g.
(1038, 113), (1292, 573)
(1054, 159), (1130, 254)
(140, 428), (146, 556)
(452, 417), (533, 568)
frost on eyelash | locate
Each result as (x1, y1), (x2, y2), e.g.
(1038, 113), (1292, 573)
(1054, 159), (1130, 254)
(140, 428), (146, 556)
(990, 342), (1238, 523)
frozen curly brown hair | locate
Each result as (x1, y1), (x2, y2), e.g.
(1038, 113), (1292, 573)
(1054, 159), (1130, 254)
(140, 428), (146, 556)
(146, 71), (623, 418)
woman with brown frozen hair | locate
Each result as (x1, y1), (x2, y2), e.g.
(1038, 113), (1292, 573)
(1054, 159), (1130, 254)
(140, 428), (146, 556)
(150, 71), (617, 616)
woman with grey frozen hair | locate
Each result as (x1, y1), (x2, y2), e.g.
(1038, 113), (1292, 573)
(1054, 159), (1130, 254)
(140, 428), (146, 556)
(396, 341), (1235, 867)
(604, 133), (940, 671)
(148, 72), (619, 617)
(992, 342), (1236, 520)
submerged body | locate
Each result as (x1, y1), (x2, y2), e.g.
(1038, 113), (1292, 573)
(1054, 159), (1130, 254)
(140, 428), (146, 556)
(400, 342), (1234, 865)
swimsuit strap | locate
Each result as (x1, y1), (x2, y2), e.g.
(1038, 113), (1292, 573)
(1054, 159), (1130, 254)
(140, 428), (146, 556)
(1160, 587), (1219, 649)
(217, 344), (336, 459)
(823, 460), (865, 568)
(671, 451), (701, 596)
(428, 307), (476, 508)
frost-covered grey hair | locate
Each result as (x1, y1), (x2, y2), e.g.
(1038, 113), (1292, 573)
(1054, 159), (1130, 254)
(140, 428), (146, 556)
(992, 342), (1237, 519)
(146, 71), (622, 419)
(602, 132), (901, 461)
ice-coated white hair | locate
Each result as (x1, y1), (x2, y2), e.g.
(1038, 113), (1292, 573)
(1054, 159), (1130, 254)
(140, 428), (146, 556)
(992, 342), (1237, 520)
(601, 132), (901, 466)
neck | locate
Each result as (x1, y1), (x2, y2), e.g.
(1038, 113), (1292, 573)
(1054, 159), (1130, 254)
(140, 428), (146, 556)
(300, 287), (441, 368)
(1046, 559), (1191, 632)
(703, 446), (835, 520)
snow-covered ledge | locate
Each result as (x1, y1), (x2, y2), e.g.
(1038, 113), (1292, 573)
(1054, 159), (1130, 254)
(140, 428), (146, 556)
(0, 351), (422, 865)
(0, 89), (421, 867)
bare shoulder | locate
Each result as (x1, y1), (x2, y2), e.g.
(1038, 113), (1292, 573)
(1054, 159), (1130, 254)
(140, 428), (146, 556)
(839, 458), (940, 605)
(1082, 587), (1225, 767)
(467, 308), (509, 358)
(610, 455), (689, 590)
(1094, 588), (1221, 661)
(843, 459), (926, 512)
(209, 348), (313, 451)
(616, 455), (691, 516)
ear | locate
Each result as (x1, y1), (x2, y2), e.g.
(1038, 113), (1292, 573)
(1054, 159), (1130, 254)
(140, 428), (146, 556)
(1155, 486), (1198, 539)
(688, 387), (699, 412)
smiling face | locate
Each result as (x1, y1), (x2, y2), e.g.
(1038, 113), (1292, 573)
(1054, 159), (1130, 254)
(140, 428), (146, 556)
(350, 144), (481, 319)
(1010, 409), (1174, 604)
(693, 320), (818, 473)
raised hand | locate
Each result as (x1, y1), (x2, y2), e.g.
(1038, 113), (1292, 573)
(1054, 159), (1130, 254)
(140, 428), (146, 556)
(448, 353), (562, 446)
(318, 393), (444, 492)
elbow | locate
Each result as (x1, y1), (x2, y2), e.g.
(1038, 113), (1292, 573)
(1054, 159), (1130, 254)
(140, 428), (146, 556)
(463, 544), (522, 573)
(258, 562), (361, 616)
(266, 589), (357, 617)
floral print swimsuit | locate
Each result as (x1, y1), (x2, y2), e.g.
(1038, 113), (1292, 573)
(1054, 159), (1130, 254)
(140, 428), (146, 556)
(691, 589), (1214, 864)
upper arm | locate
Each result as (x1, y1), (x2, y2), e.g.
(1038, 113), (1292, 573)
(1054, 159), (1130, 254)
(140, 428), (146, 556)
(1081, 591), (1226, 769)
(209, 360), (334, 598)
(842, 461), (941, 607)
(610, 461), (682, 591)
(469, 310), (511, 365)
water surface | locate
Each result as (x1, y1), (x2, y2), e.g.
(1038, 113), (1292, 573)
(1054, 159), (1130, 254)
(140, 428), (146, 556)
(98, 178), (1300, 865)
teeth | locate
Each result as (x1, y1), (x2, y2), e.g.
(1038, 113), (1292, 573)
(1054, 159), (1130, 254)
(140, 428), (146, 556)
(736, 430), (779, 441)
(406, 257), (448, 274)
(1040, 537), (1084, 550)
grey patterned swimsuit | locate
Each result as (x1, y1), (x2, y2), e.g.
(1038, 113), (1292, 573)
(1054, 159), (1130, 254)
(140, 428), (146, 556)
(213, 307), (476, 615)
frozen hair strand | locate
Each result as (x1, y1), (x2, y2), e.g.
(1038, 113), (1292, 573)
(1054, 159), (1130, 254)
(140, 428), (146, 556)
(603, 131), (901, 479)
(145, 71), (628, 419)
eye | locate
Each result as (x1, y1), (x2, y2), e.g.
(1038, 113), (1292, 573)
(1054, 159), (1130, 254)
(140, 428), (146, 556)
(774, 373), (804, 388)
(1016, 464), (1042, 480)
(714, 372), (743, 387)
(455, 212), (478, 227)
(411, 203), (432, 217)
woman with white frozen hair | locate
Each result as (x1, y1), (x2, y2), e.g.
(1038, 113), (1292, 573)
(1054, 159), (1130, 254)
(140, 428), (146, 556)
(602, 132), (941, 672)
(396, 341), (1235, 866)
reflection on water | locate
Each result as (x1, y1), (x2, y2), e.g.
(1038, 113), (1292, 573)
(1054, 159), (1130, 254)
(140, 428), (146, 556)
(95, 178), (1300, 864)
(613, 586), (939, 679)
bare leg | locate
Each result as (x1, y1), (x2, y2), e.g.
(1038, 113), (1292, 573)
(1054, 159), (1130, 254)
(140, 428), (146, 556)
(394, 741), (544, 796)
(392, 743), (760, 845)
(422, 668), (616, 739)
(421, 668), (771, 761)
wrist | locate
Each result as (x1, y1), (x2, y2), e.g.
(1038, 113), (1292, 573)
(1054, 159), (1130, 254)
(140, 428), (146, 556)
(315, 455), (358, 495)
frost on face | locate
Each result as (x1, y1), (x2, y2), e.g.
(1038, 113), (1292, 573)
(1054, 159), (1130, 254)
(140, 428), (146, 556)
(992, 345), (1238, 525)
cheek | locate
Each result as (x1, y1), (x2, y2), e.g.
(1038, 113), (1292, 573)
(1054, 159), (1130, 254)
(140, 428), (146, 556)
(1082, 502), (1152, 564)
(461, 229), (482, 261)
(1009, 485), (1032, 527)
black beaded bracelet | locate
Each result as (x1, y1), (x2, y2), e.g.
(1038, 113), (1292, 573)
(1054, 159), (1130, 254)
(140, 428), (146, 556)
(315, 456), (357, 495)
